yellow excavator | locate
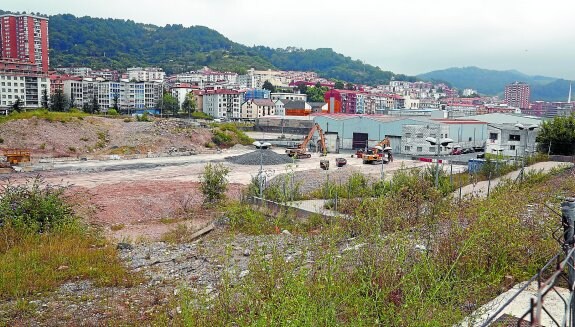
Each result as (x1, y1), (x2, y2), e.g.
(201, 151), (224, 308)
(362, 137), (392, 164)
(286, 123), (327, 159)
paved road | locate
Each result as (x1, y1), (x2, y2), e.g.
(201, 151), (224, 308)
(455, 161), (573, 198)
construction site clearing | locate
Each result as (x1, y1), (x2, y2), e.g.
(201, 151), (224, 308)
(0, 138), (446, 241)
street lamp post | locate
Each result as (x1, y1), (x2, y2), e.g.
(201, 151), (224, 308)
(253, 141), (272, 198)
(425, 136), (454, 188)
(514, 123), (538, 182)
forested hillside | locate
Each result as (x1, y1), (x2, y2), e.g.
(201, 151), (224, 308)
(10, 12), (413, 85)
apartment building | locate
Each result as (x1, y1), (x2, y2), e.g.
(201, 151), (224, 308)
(241, 99), (275, 120)
(202, 89), (243, 119)
(127, 67), (165, 82)
(505, 82), (530, 110)
(0, 14), (49, 73)
(63, 78), (162, 112)
(0, 70), (49, 108)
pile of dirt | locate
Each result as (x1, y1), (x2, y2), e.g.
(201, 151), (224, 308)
(225, 149), (295, 166)
(0, 116), (213, 159)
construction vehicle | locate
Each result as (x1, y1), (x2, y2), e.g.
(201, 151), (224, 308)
(286, 123), (327, 159)
(2, 149), (31, 165)
(362, 137), (392, 164)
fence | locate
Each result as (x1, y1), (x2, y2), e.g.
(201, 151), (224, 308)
(479, 198), (575, 326)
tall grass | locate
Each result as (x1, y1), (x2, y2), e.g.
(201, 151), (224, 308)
(170, 167), (568, 326)
(0, 177), (135, 300)
(0, 109), (88, 124)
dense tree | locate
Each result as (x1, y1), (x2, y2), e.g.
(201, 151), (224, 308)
(305, 85), (329, 103)
(12, 97), (22, 113)
(536, 114), (575, 155)
(346, 83), (355, 90)
(334, 81), (344, 89)
(70, 93), (75, 108)
(41, 89), (49, 108)
(50, 89), (68, 112)
(158, 93), (179, 116)
(262, 80), (276, 93)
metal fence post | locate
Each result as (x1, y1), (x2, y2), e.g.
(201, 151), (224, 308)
(562, 197), (575, 327)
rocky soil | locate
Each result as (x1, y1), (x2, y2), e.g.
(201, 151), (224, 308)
(0, 227), (367, 326)
(0, 117), (213, 159)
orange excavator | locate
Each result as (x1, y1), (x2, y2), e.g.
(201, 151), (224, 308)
(286, 123), (327, 159)
(362, 137), (392, 164)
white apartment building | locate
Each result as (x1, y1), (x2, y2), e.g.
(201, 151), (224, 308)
(170, 84), (195, 109)
(270, 92), (307, 102)
(202, 89), (244, 119)
(0, 73), (49, 108)
(63, 78), (162, 111)
(127, 67), (165, 82)
(274, 99), (287, 116)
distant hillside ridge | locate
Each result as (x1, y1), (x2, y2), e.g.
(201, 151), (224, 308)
(0, 10), (415, 85)
(418, 66), (572, 101)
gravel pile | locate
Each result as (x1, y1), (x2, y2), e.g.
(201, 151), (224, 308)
(269, 165), (365, 195)
(226, 149), (295, 165)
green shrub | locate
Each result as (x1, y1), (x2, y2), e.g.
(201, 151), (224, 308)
(107, 108), (119, 116)
(191, 111), (213, 120)
(0, 177), (74, 233)
(200, 163), (230, 205)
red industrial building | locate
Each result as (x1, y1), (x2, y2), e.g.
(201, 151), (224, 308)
(0, 14), (49, 73)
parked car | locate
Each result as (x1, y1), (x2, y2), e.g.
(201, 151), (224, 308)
(450, 148), (462, 155)
(461, 148), (475, 154)
(476, 152), (485, 159)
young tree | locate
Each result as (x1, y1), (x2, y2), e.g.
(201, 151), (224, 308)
(537, 114), (575, 155)
(112, 93), (119, 111)
(90, 93), (99, 114)
(200, 163), (230, 205)
(70, 93), (75, 109)
(50, 89), (68, 112)
(262, 80), (276, 93)
(41, 88), (49, 109)
(12, 97), (22, 113)
(158, 93), (179, 117)
(181, 92), (197, 118)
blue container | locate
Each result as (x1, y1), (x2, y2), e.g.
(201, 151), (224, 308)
(468, 159), (486, 174)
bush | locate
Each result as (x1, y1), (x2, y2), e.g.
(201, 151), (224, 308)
(0, 177), (74, 233)
(200, 163), (230, 205)
(191, 111), (213, 120)
(107, 108), (119, 116)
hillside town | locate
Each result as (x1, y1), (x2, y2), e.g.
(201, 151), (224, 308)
(2, 11), (575, 327)
(2, 13), (573, 161)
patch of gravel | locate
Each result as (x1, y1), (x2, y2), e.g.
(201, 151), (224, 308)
(268, 165), (365, 195)
(225, 149), (295, 166)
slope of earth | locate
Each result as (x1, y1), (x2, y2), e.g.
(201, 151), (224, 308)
(0, 116), (212, 159)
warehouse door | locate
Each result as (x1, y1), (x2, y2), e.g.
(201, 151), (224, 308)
(386, 135), (402, 154)
(352, 132), (368, 150)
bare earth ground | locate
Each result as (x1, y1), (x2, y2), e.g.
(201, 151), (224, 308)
(0, 116), (212, 158)
(0, 122), (455, 325)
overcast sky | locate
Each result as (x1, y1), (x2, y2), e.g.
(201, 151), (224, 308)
(4, 0), (575, 79)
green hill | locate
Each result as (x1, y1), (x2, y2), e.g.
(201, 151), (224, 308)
(418, 66), (571, 101)
(0, 11), (411, 85)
